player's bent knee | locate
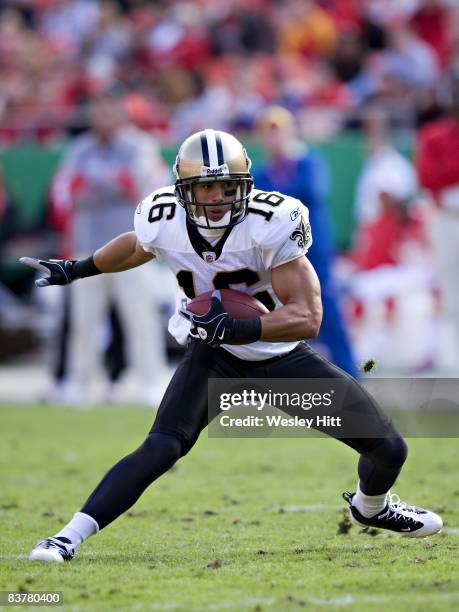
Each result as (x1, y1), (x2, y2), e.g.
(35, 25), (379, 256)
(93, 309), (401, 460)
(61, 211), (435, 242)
(136, 432), (183, 474)
(368, 436), (408, 469)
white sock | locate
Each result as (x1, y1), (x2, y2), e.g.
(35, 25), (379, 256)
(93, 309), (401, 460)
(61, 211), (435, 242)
(54, 512), (99, 547)
(352, 483), (388, 518)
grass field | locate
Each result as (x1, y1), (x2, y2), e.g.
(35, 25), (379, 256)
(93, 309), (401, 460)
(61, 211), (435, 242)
(1, 404), (458, 611)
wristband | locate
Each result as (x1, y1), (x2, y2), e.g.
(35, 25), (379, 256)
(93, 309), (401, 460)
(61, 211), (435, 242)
(231, 317), (262, 342)
(71, 256), (102, 279)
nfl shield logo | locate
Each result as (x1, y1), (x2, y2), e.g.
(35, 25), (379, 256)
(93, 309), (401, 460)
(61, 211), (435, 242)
(203, 251), (216, 264)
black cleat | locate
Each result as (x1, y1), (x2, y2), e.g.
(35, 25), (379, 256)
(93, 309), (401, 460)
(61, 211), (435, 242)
(342, 491), (443, 537)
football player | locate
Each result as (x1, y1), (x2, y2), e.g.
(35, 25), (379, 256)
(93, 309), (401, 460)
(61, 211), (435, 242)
(22, 129), (442, 562)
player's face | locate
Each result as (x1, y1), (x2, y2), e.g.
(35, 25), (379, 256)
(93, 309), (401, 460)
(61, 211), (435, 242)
(193, 181), (237, 222)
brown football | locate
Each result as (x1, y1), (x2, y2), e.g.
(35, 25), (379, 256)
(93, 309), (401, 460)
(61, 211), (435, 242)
(187, 288), (269, 319)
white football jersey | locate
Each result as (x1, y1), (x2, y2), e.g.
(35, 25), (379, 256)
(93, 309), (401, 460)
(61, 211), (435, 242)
(134, 186), (312, 360)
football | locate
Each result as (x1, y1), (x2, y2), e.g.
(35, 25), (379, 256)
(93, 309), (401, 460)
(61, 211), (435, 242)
(186, 288), (269, 319)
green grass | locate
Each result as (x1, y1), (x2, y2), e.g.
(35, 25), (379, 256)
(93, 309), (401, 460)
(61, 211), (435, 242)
(0, 405), (458, 611)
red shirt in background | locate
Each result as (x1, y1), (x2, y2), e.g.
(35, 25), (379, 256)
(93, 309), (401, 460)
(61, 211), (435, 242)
(410, 4), (449, 66)
(416, 117), (459, 204)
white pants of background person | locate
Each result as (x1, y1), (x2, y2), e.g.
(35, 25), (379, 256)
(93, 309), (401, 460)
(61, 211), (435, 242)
(67, 260), (170, 405)
(429, 206), (459, 372)
(345, 263), (437, 373)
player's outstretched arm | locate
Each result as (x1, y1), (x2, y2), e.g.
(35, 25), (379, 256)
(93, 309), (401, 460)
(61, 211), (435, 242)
(261, 256), (322, 342)
(92, 231), (154, 272)
(20, 232), (154, 287)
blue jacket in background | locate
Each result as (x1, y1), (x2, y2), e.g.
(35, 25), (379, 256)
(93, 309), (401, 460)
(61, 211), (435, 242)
(253, 147), (358, 377)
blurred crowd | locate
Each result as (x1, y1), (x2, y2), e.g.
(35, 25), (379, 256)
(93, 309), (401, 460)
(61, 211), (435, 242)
(1, 0), (459, 401)
(1, 0), (459, 142)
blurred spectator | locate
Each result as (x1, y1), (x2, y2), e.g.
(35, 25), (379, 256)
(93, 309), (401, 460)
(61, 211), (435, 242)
(47, 91), (171, 405)
(140, 2), (210, 72)
(410, 0), (453, 67)
(253, 105), (358, 376)
(0, 167), (8, 260)
(276, 0), (337, 59)
(353, 106), (418, 232)
(83, 0), (133, 92)
(0, 166), (5, 224)
(380, 20), (440, 89)
(416, 70), (459, 369)
(208, 0), (275, 55)
(363, 0), (419, 27)
(1, 0), (459, 139)
(2, 0), (459, 382)
(37, 0), (101, 59)
(345, 105), (435, 372)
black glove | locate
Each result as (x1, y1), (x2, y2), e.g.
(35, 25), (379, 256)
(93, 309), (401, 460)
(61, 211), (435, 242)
(179, 290), (262, 348)
(19, 257), (76, 287)
(20, 255), (101, 287)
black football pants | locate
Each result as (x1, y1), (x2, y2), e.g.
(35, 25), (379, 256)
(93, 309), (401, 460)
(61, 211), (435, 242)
(81, 341), (407, 529)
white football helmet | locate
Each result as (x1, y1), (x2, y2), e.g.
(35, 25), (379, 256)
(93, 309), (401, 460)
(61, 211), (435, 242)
(174, 129), (253, 229)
